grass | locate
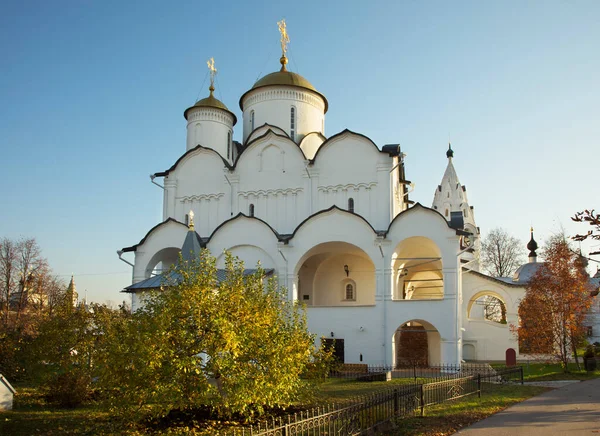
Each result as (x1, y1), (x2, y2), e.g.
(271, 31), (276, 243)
(315, 377), (428, 402)
(387, 383), (550, 436)
(0, 385), (120, 436)
(491, 362), (600, 381)
(0, 373), (571, 435)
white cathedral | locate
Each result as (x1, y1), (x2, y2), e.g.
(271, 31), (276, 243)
(118, 25), (570, 366)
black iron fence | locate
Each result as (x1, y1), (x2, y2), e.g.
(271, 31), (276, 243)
(330, 363), (523, 383)
(222, 365), (523, 435)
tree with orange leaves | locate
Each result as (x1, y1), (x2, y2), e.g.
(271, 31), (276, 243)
(517, 235), (593, 371)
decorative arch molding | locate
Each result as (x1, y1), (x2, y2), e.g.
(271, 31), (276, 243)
(258, 143), (285, 172)
(238, 187), (303, 198)
(121, 218), (190, 253)
(317, 182), (377, 193)
(179, 193), (225, 202)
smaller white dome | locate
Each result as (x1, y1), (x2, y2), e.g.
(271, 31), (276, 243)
(512, 262), (543, 284)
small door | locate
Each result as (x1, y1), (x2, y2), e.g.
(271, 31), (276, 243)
(323, 338), (345, 363)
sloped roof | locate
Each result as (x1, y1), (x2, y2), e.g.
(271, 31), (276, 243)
(123, 268), (275, 293)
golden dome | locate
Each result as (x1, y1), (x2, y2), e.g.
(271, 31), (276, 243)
(239, 65), (328, 113)
(184, 88), (237, 125)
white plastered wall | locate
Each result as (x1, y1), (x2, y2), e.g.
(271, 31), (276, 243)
(462, 271), (525, 361)
(206, 215), (283, 284)
(234, 133), (307, 233)
(241, 87), (326, 143)
(164, 148), (231, 236)
(385, 205), (462, 365)
(311, 132), (391, 230)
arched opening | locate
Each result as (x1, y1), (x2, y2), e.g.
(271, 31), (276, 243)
(250, 110), (255, 131)
(468, 292), (507, 324)
(392, 237), (443, 300)
(348, 197), (354, 213)
(144, 247), (181, 279)
(295, 242), (376, 307)
(249, 203), (255, 217)
(393, 319), (441, 367)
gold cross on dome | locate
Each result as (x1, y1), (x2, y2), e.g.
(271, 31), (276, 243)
(207, 57), (217, 91)
(277, 19), (290, 56)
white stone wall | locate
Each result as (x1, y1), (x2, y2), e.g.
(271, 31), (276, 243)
(185, 107), (235, 160)
(461, 271), (525, 361)
(241, 88), (325, 143)
(0, 375), (15, 411)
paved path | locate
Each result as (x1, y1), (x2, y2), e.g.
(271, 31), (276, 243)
(456, 378), (600, 435)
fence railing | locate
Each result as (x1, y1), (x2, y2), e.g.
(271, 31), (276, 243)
(224, 365), (523, 435)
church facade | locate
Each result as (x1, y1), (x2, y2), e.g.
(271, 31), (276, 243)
(120, 29), (532, 366)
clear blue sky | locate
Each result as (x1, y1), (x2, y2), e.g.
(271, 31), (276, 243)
(1, 1), (599, 304)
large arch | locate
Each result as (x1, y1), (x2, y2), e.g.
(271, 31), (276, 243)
(215, 244), (277, 271)
(392, 319), (441, 367)
(391, 236), (444, 300)
(467, 290), (508, 324)
(144, 247), (181, 279)
(294, 241), (376, 307)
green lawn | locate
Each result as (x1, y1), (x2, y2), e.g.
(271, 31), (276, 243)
(0, 374), (565, 435)
(518, 362), (600, 381)
(388, 383), (550, 436)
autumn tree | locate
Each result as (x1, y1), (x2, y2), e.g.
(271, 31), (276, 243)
(517, 236), (593, 371)
(572, 209), (600, 254)
(480, 227), (525, 277)
(98, 251), (331, 420)
(0, 237), (71, 380)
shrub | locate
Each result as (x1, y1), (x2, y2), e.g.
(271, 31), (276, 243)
(46, 370), (92, 407)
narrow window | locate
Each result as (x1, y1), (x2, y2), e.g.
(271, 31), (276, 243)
(290, 106), (296, 141)
(185, 214), (189, 225)
(251, 111), (255, 131)
(249, 204), (255, 217)
(445, 209), (449, 217)
(227, 132), (231, 159)
(348, 198), (354, 213)
(345, 283), (355, 300)
(447, 192), (450, 198)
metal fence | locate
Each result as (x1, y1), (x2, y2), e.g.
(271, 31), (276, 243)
(330, 363), (522, 382)
(223, 365), (523, 435)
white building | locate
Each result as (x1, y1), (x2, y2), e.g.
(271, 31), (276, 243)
(119, 32), (563, 366)
(0, 374), (16, 411)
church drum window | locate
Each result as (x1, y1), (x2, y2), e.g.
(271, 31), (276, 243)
(227, 131), (231, 159)
(249, 203), (255, 217)
(290, 106), (296, 141)
(251, 110), (255, 131)
(348, 197), (354, 213)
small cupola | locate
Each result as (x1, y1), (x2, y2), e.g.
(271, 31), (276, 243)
(239, 20), (328, 144)
(527, 227), (538, 263)
(184, 58), (237, 162)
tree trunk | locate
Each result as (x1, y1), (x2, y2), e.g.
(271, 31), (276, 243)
(573, 344), (581, 371)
